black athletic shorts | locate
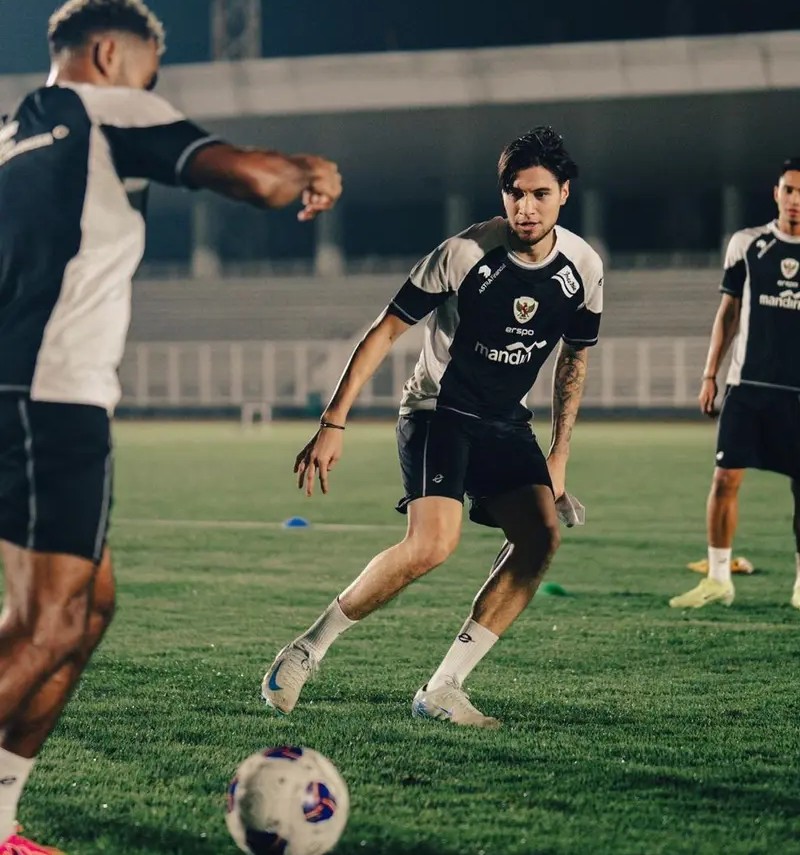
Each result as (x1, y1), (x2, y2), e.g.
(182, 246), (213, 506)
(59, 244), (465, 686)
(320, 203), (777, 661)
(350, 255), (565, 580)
(395, 408), (552, 528)
(716, 384), (800, 480)
(0, 396), (113, 562)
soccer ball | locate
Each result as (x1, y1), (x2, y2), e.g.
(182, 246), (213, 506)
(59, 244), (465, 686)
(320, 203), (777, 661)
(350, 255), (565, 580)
(226, 746), (350, 855)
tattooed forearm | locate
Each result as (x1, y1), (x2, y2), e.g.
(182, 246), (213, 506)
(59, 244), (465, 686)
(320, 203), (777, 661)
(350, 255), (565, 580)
(550, 342), (588, 456)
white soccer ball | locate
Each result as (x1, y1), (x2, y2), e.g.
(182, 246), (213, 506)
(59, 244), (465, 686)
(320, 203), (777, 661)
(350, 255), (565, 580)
(226, 746), (350, 855)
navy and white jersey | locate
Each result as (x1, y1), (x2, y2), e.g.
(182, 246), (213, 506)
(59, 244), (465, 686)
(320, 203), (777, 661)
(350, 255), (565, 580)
(0, 84), (219, 412)
(387, 218), (603, 422)
(722, 221), (800, 392)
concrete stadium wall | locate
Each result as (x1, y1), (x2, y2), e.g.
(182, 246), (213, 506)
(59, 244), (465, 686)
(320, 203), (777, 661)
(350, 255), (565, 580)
(128, 268), (722, 342)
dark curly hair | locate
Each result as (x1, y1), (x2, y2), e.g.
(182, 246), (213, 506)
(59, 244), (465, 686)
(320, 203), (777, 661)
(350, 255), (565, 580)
(498, 126), (579, 191)
(49, 0), (165, 55)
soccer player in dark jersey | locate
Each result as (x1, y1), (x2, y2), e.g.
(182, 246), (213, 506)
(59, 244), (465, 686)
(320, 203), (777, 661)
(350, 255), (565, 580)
(0, 1), (342, 851)
(262, 127), (603, 727)
(670, 158), (800, 610)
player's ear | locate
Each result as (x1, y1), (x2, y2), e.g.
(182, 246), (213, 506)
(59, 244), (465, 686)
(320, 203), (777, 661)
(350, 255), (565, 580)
(560, 179), (570, 206)
(92, 36), (119, 82)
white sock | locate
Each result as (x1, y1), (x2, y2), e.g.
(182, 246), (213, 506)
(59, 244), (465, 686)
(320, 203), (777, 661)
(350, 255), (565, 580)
(795, 553), (800, 588)
(297, 598), (357, 659)
(708, 547), (732, 584)
(427, 618), (499, 691)
(0, 748), (35, 841)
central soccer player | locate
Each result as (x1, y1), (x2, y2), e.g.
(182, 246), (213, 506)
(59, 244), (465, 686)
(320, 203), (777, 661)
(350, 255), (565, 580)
(263, 127), (603, 727)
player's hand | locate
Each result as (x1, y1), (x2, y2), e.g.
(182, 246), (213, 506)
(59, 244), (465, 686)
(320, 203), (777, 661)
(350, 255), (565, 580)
(292, 155), (342, 221)
(545, 453), (567, 501)
(293, 426), (345, 496)
(699, 377), (718, 418)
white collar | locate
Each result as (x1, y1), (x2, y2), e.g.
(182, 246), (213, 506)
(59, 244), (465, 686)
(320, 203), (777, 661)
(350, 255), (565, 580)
(768, 221), (800, 244)
(505, 225), (560, 270)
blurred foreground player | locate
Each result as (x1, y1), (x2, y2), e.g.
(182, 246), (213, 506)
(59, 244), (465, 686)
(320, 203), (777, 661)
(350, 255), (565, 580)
(0, 1), (342, 851)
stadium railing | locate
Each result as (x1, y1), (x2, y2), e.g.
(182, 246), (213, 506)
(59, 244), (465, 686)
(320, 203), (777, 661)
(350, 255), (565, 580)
(117, 335), (718, 418)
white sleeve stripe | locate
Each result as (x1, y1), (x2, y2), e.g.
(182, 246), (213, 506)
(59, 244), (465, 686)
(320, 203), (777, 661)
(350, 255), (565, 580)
(389, 302), (421, 323)
(175, 135), (221, 183)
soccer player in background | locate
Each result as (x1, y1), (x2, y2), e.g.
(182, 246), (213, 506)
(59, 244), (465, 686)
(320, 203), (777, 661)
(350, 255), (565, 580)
(0, 1), (342, 851)
(262, 127), (603, 728)
(670, 159), (800, 611)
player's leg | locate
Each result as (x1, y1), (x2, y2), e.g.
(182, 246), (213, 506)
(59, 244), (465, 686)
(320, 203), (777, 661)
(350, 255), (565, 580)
(669, 467), (744, 608)
(262, 410), (468, 714)
(261, 496), (462, 714)
(707, 465), (746, 581)
(791, 479), (800, 609)
(0, 397), (112, 850)
(2, 547), (115, 759)
(772, 390), (800, 608)
(412, 420), (557, 728)
(670, 387), (752, 608)
(411, 484), (558, 729)
(707, 386), (750, 584)
(338, 495), (462, 618)
(0, 544), (102, 846)
(470, 484), (560, 633)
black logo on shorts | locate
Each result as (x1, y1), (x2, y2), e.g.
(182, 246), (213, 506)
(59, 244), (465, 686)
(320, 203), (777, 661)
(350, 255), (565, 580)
(458, 633), (474, 643)
(0, 776), (17, 786)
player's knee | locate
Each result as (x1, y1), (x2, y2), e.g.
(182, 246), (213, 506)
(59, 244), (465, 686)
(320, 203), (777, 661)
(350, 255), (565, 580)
(711, 469), (741, 498)
(531, 521), (561, 561)
(509, 522), (560, 576)
(406, 534), (458, 575)
(544, 522), (561, 556)
(522, 518), (561, 552)
(29, 594), (92, 667)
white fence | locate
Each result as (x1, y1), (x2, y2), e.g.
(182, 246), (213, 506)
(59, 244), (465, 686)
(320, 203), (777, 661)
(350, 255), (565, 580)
(119, 336), (712, 412)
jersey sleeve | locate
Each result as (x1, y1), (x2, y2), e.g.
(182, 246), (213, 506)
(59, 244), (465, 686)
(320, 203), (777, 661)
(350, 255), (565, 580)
(720, 233), (749, 298)
(82, 88), (221, 187)
(563, 261), (603, 347)
(386, 235), (476, 324)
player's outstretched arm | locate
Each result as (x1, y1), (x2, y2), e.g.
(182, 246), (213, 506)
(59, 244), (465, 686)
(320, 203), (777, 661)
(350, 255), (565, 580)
(294, 312), (411, 496)
(186, 146), (342, 220)
(699, 294), (740, 417)
(547, 342), (589, 498)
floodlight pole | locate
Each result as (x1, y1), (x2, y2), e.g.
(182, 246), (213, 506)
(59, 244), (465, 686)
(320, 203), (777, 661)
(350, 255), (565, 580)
(211, 0), (262, 60)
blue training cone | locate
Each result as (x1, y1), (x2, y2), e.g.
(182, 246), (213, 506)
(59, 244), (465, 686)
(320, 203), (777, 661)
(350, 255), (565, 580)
(282, 516), (311, 529)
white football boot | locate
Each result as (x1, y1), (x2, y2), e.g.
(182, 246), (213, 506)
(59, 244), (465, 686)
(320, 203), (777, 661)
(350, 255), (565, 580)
(412, 678), (500, 729)
(261, 641), (318, 714)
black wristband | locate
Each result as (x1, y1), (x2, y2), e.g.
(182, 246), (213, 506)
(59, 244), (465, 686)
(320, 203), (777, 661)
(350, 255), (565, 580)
(702, 375), (716, 381)
(320, 420), (346, 431)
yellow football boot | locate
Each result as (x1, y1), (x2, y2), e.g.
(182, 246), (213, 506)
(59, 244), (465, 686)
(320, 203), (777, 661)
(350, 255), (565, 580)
(669, 577), (735, 609)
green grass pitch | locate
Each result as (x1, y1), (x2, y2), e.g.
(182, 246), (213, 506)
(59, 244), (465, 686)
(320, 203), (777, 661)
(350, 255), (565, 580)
(5, 421), (800, 854)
